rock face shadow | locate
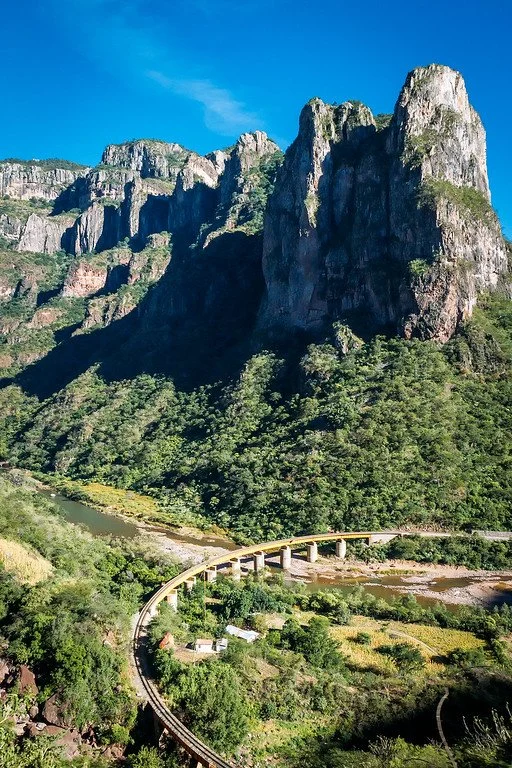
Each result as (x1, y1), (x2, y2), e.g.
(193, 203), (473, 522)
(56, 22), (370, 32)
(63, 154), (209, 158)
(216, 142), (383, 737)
(10, 230), (265, 398)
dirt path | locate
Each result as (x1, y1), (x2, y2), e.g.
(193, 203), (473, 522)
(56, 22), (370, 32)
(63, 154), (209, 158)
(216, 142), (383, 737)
(389, 629), (437, 654)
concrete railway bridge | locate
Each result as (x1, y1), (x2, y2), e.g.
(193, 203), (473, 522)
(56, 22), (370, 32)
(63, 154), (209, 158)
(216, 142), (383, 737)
(132, 527), (510, 767)
(132, 530), (404, 767)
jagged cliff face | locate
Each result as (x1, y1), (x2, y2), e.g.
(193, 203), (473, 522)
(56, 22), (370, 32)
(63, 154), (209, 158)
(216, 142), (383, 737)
(0, 134), (280, 258)
(138, 132), (281, 340)
(0, 64), (508, 386)
(260, 64), (507, 342)
(101, 139), (190, 180)
(0, 132), (281, 379)
(0, 161), (88, 202)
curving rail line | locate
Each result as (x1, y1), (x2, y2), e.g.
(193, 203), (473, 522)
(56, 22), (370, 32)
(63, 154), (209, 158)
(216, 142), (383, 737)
(132, 531), (397, 767)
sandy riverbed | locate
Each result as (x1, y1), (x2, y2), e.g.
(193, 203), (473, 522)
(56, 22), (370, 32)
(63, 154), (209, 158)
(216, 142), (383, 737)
(275, 555), (512, 607)
(142, 527), (512, 608)
(141, 525), (234, 565)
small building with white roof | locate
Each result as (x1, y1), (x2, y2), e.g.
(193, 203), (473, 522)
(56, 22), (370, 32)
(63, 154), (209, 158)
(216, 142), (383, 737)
(225, 625), (260, 643)
(194, 638), (215, 653)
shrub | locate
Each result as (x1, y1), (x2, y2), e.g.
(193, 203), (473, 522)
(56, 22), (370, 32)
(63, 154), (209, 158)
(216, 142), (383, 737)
(354, 631), (372, 646)
(418, 178), (496, 224)
(446, 647), (487, 668)
(378, 643), (425, 673)
(408, 258), (431, 279)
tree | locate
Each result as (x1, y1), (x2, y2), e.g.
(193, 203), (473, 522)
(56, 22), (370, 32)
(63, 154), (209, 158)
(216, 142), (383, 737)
(161, 659), (250, 753)
(128, 747), (164, 768)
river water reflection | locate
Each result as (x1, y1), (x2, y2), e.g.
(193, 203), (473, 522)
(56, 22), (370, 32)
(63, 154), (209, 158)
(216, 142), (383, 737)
(40, 489), (140, 538)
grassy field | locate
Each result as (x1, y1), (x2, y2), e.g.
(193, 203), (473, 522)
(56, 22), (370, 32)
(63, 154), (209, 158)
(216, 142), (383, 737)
(0, 536), (53, 584)
(247, 715), (335, 765)
(292, 610), (485, 673)
(330, 615), (485, 673)
(237, 612), (489, 765)
(38, 474), (165, 521)
(79, 482), (162, 520)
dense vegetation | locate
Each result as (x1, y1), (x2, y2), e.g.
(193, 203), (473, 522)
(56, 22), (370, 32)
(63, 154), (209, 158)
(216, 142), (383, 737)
(0, 158), (87, 171)
(0, 475), (181, 765)
(1, 293), (510, 541)
(149, 573), (512, 767)
(365, 534), (512, 570)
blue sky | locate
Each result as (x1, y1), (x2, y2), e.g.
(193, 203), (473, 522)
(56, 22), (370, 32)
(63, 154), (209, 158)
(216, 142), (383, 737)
(1, 0), (511, 234)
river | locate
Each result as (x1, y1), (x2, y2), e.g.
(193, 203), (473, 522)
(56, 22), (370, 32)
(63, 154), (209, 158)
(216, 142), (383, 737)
(40, 488), (141, 538)
(38, 484), (512, 610)
(40, 486), (236, 550)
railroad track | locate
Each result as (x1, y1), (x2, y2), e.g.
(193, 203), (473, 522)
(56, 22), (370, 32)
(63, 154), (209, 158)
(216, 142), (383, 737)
(133, 574), (234, 768)
(131, 532), (384, 767)
(132, 527), (510, 766)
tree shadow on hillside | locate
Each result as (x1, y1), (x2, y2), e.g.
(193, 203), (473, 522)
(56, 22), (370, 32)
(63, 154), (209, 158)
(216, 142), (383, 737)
(288, 672), (512, 767)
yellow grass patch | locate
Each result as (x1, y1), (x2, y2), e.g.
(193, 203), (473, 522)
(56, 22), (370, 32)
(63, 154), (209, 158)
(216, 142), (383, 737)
(0, 537), (53, 585)
(81, 483), (161, 519)
(330, 615), (485, 673)
(386, 621), (484, 656)
(330, 619), (398, 674)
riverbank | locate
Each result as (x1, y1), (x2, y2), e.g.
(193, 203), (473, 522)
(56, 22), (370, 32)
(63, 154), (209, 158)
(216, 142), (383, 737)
(4, 467), (237, 561)
(266, 553), (512, 608)
(6, 467), (512, 609)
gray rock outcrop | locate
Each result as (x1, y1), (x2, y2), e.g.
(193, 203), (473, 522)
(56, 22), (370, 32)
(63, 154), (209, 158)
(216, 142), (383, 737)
(101, 139), (189, 180)
(17, 213), (74, 254)
(0, 161), (88, 201)
(259, 64), (507, 342)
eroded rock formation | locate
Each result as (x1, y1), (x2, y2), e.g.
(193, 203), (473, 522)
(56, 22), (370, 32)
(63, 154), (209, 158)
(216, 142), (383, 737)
(0, 64), (508, 378)
(259, 64), (507, 342)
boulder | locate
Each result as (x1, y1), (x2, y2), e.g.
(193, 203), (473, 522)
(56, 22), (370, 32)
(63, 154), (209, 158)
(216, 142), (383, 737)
(42, 693), (70, 728)
(18, 665), (38, 696)
(0, 659), (10, 685)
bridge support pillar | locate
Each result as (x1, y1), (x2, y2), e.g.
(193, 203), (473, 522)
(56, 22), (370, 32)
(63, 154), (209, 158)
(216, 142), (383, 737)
(253, 551), (265, 572)
(184, 577), (196, 592)
(231, 557), (242, 580)
(335, 539), (347, 559)
(280, 545), (292, 570)
(148, 602), (159, 618)
(306, 542), (318, 563)
(205, 566), (217, 583)
(166, 589), (178, 612)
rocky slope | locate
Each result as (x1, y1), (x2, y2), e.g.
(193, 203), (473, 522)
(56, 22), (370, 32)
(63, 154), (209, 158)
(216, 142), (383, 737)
(0, 65), (508, 387)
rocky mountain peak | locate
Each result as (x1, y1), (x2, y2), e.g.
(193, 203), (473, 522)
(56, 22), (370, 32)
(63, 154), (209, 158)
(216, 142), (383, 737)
(101, 139), (190, 180)
(260, 64), (507, 342)
(232, 131), (280, 170)
(210, 131), (282, 235)
(390, 64), (490, 196)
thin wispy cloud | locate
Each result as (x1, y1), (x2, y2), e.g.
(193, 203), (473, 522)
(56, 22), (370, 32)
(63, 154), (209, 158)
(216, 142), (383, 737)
(147, 71), (261, 135)
(53, 0), (263, 137)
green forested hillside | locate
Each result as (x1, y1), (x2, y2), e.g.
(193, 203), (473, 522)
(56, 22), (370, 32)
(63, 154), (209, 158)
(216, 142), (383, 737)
(1, 293), (511, 541)
(0, 476), (181, 766)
